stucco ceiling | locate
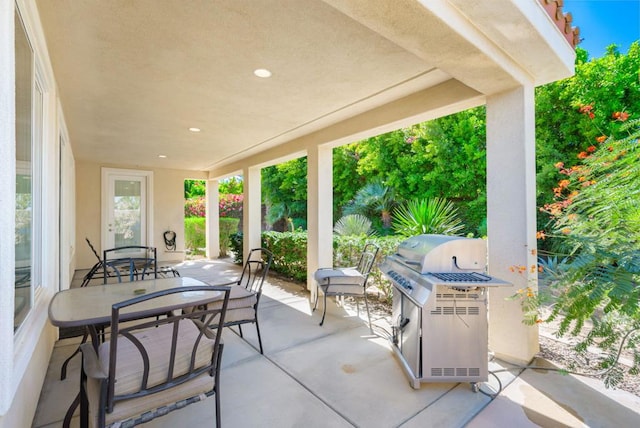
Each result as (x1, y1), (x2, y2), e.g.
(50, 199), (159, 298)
(35, 0), (574, 173)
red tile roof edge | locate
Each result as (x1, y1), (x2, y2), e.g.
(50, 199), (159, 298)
(539, 0), (581, 49)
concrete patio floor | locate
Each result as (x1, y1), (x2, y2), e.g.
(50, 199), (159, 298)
(34, 258), (640, 427)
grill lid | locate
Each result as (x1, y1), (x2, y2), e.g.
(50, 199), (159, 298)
(391, 234), (487, 274)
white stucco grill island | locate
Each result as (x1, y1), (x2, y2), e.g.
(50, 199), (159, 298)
(380, 234), (511, 390)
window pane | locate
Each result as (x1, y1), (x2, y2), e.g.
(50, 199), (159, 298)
(114, 180), (142, 247)
(14, 10), (33, 331)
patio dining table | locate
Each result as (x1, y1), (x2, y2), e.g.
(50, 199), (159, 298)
(49, 276), (218, 328)
(48, 276), (225, 427)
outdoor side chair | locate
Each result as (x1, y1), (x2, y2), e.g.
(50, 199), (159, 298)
(313, 243), (380, 332)
(102, 246), (159, 283)
(217, 248), (273, 354)
(78, 285), (231, 428)
(80, 239), (179, 288)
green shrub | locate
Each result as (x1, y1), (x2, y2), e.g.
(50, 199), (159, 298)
(219, 217), (240, 257)
(229, 232), (243, 264)
(184, 217), (206, 253)
(262, 231), (308, 281)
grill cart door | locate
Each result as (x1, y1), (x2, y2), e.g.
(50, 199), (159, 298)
(392, 291), (422, 380)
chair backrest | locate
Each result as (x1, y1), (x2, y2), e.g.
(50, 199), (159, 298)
(86, 237), (102, 262)
(238, 248), (273, 296)
(356, 243), (379, 279)
(106, 285), (231, 413)
(103, 246), (158, 283)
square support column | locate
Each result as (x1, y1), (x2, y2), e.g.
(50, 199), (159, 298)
(205, 179), (220, 259)
(486, 85), (539, 364)
(243, 166), (262, 263)
(307, 145), (334, 301)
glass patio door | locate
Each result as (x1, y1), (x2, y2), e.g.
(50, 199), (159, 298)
(102, 168), (153, 254)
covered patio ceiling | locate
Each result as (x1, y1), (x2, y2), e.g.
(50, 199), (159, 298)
(35, 0), (576, 173)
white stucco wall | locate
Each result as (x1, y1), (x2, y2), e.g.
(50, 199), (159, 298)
(74, 161), (207, 269)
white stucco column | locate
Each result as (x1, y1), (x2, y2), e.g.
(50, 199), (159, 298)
(486, 85), (539, 364)
(243, 166), (262, 262)
(307, 145), (333, 301)
(206, 179), (220, 259)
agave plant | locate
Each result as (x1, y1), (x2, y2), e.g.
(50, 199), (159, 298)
(392, 197), (464, 237)
(333, 214), (374, 237)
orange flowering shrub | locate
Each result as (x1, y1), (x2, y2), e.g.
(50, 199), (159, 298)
(535, 108), (640, 387)
(540, 108), (632, 225)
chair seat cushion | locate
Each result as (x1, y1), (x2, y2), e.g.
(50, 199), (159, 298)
(182, 285), (257, 324)
(226, 285), (258, 309)
(314, 268), (365, 295)
(213, 285), (257, 324)
(314, 268), (363, 285)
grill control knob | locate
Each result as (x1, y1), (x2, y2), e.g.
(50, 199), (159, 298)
(386, 270), (412, 290)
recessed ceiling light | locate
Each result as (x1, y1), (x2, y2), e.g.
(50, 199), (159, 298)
(254, 68), (272, 78)
(189, 127), (201, 133)
(158, 155), (167, 158)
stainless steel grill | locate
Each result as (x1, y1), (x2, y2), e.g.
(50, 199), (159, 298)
(380, 234), (511, 390)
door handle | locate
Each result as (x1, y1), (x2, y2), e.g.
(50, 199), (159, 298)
(399, 317), (410, 330)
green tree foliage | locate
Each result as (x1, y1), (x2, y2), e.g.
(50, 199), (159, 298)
(262, 157), (308, 230)
(353, 109), (487, 235)
(536, 43), (640, 242)
(219, 176), (243, 194)
(354, 127), (429, 197)
(184, 179), (206, 198)
(333, 144), (364, 219)
(417, 110), (487, 232)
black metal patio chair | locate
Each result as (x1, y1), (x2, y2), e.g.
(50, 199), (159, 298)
(199, 248), (273, 354)
(313, 243), (380, 332)
(78, 285), (231, 428)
